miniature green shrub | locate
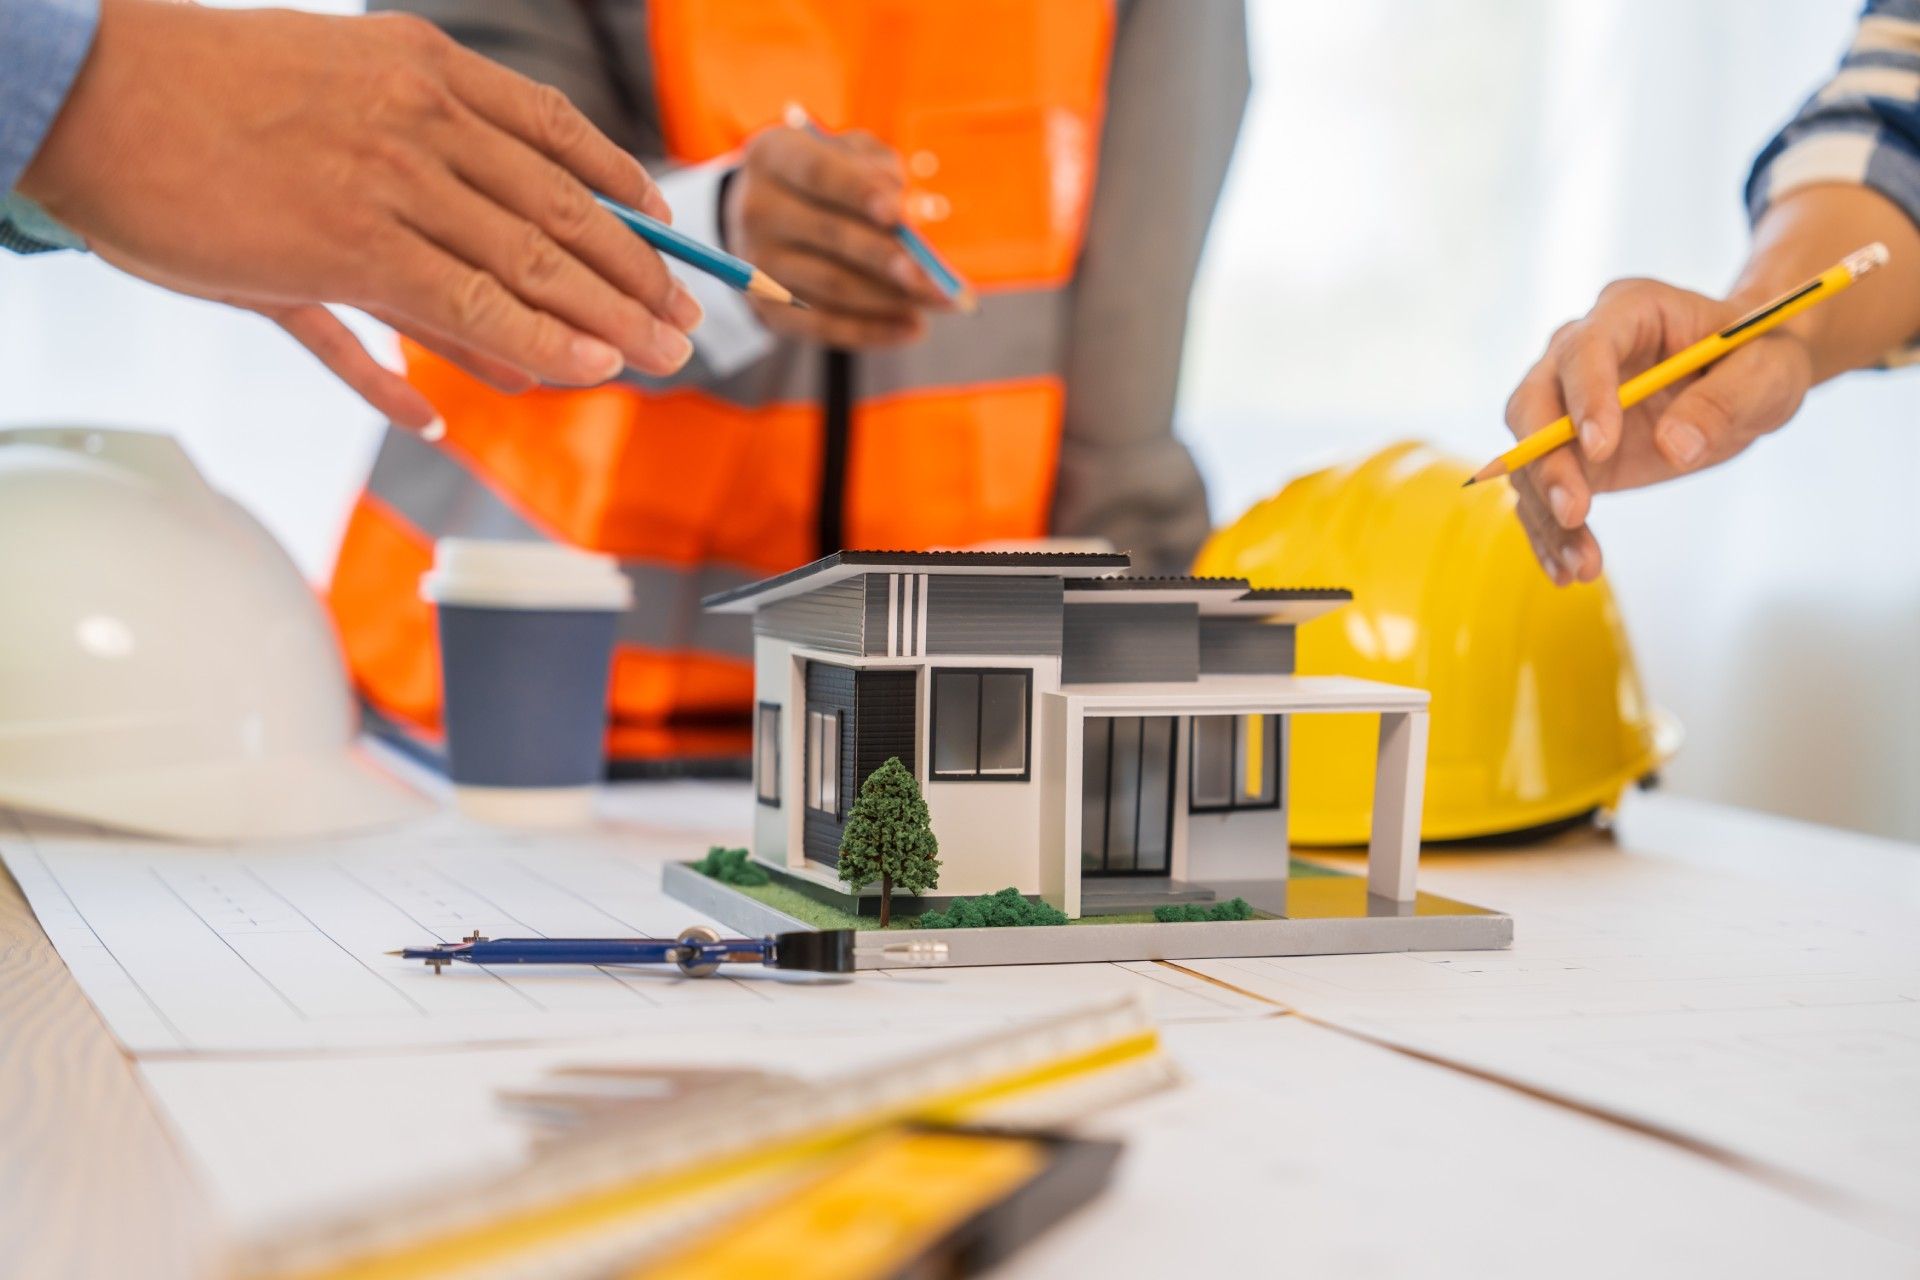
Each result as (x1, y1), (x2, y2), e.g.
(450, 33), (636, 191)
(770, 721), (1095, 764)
(918, 887), (1069, 929)
(693, 845), (768, 887)
(1152, 897), (1254, 924)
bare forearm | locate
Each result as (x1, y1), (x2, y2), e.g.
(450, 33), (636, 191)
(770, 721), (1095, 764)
(1734, 184), (1920, 383)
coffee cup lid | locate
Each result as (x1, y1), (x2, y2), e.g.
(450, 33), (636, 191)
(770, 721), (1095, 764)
(420, 538), (633, 611)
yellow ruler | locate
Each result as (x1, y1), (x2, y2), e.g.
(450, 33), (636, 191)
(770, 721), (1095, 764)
(623, 1126), (1121, 1280)
(245, 999), (1174, 1280)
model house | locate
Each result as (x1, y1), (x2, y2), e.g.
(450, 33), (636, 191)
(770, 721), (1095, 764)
(704, 551), (1431, 919)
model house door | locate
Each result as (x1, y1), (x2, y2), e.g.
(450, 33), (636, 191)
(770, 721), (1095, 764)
(1081, 716), (1176, 876)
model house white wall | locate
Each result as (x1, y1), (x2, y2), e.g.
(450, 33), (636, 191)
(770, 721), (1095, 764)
(760, 649), (1062, 899)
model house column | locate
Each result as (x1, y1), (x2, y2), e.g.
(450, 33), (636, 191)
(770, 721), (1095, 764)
(1046, 698), (1083, 919)
(1367, 709), (1428, 901)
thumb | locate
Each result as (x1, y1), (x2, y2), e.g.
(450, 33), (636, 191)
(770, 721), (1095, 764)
(1650, 340), (1807, 474)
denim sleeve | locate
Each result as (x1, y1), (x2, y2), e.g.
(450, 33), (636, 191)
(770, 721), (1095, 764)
(1, 0), (98, 252)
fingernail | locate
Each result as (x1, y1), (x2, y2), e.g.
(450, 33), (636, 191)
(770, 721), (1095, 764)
(641, 180), (673, 223)
(869, 194), (898, 225)
(659, 325), (694, 371)
(1559, 545), (1584, 579)
(669, 282), (704, 330)
(420, 418), (447, 443)
(1578, 419), (1603, 455)
(891, 256), (920, 287)
(1660, 420), (1706, 466)
(1546, 558), (1569, 587)
(573, 336), (623, 380)
(1547, 485), (1574, 526)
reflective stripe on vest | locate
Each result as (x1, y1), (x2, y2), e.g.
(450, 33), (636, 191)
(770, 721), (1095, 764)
(328, 0), (1114, 762)
(361, 427), (759, 658)
(615, 287), (1071, 409)
(330, 432), (763, 750)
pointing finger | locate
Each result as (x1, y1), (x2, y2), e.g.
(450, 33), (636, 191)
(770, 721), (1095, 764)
(267, 304), (438, 430)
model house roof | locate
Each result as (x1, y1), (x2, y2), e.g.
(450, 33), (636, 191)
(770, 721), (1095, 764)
(1200, 586), (1353, 623)
(1067, 579), (1244, 602)
(1240, 586), (1353, 600)
(1063, 575), (1255, 606)
(1063, 576), (1352, 621)
(704, 553), (1354, 622)
(703, 549), (1131, 613)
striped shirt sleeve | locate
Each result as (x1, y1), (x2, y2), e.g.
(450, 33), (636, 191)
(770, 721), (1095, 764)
(1747, 1), (1920, 230)
(0, 192), (83, 253)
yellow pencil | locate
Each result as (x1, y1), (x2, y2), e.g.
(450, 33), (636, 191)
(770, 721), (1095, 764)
(1465, 242), (1890, 487)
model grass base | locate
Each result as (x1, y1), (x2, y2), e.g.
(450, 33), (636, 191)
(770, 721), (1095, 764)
(663, 862), (1512, 968)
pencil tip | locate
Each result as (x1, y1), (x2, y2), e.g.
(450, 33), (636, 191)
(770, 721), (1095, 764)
(384, 950), (405, 957)
(1460, 477), (1476, 489)
(747, 270), (808, 308)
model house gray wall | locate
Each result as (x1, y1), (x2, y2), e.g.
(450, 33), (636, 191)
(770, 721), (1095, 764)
(1198, 618), (1296, 675)
(757, 573), (1066, 659)
(756, 577), (866, 655)
(853, 668), (917, 784)
(1061, 603), (1199, 684)
(920, 576), (1062, 655)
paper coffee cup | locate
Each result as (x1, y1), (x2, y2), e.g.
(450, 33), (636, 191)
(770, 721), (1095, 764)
(421, 539), (632, 826)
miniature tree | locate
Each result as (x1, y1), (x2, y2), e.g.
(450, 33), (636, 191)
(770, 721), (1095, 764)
(837, 756), (940, 927)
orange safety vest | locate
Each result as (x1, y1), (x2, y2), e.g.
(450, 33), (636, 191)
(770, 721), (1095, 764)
(328, 0), (1115, 765)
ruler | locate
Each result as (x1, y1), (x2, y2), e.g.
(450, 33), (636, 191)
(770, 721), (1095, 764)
(245, 998), (1175, 1280)
(622, 1126), (1123, 1280)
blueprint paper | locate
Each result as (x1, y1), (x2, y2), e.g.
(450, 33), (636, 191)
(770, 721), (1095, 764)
(1182, 846), (1920, 1245)
(134, 1022), (1005, 1240)
(133, 1018), (1918, 1276)
(0, 804), (1266, 1055)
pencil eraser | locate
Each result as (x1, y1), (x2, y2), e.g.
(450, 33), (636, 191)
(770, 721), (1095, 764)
(1847, 242), (1891, 277)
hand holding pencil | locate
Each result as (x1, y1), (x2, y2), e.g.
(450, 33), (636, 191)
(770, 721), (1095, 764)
(1487, 243), (1886, 585)
(717, 111), (970, 348)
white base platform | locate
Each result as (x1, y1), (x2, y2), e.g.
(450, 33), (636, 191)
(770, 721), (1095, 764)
(662, 862), (1512, 968)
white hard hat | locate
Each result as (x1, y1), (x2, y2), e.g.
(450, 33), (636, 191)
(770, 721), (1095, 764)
(0, 428), (430, 841)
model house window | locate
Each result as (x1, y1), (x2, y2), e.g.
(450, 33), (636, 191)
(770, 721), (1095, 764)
(755, 703), (780, 806)
(806, 709), (839, 815)
(931, 669), (1031, 781)
(1190, 714), (1279, 812)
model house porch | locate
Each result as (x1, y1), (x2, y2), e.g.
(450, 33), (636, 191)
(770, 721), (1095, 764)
(703, 552), (1430, 919)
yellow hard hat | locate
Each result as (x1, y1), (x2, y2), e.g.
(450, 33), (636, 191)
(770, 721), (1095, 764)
(1194, 440), (1679, 845)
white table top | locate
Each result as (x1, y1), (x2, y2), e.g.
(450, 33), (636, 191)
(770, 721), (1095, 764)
(2, 784), (1915, 1278)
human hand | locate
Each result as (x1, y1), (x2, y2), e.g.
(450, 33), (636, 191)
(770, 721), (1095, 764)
(722, 125), (954, 348)
(17, 0), (704, 429)
(1502, 278), (1814, 584)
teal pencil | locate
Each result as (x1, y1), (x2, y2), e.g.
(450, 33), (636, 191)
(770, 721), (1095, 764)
(783, 106), (978, 312)
(594, 194), (804, 307)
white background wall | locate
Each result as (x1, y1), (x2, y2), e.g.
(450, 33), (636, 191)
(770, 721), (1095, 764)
(1180, 0), (1920, 842)
(2, 0), (1915, 840)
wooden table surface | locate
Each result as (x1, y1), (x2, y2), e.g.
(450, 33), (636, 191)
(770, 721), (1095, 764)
(2, 788), (1914, 1277)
